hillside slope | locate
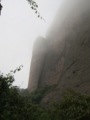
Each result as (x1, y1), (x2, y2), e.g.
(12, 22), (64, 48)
(28, 0), (90, 105)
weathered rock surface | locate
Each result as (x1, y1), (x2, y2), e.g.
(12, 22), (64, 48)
(28, 36), (48, 92)
(28, 0), (90, 105)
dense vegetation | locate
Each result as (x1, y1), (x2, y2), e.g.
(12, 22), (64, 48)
(20, 84), (57, 104)
(0, 67), (90, 120)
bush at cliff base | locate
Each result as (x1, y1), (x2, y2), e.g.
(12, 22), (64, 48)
(0, 71), (42, 120)
(0, 70), (90, 120)
(43, 89), (90, 120)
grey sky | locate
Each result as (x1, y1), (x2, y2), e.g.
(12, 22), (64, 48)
(0, 0), (61, 88)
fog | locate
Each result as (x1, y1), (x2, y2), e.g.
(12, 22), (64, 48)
(0, 0), (61, 88)
(28, 0), (90, 91)
(47, 0), (90, 42)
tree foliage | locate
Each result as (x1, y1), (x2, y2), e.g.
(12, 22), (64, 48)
(20, 84), (57, 104)
(0, 0), (43, 19)
(0, 67), (90, 120)
(46, 89), (90, 120)
(27, 0), (43, 18)
(0, 2), (3, 15)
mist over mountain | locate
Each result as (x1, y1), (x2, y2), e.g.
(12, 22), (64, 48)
(28, 0), (90, 105)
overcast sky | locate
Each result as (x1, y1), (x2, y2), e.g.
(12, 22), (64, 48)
(0, 0), (62, 88)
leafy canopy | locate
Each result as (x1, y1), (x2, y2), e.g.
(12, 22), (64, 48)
(0, 66), (90, 120)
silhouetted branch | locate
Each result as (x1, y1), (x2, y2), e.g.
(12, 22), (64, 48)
(0, 2), (3, 15)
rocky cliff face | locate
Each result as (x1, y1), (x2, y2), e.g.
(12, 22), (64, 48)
(28, 0), (90, 105)
(28, 36), (48, 92)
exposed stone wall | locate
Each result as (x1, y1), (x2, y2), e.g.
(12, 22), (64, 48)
(40, 0), (90, 105)
(28, 0), (90, 106)
(28, 36), (48, 92)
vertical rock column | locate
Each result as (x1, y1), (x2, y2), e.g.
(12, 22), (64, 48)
(28, 36), (47, 92)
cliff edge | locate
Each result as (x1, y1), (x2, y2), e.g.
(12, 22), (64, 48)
(28, 0), (90, 105)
